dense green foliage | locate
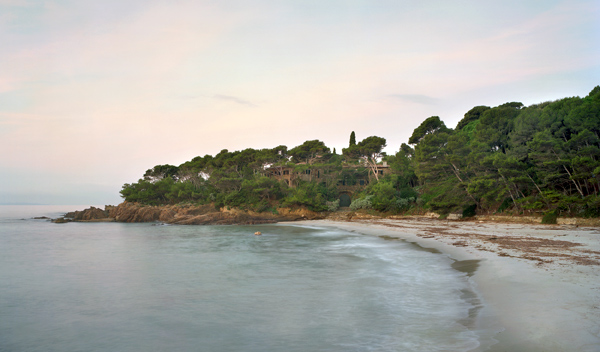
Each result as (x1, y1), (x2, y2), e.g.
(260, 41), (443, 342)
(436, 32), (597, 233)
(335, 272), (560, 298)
(410, 86), (600, 217)
(121, 86), (600, 218)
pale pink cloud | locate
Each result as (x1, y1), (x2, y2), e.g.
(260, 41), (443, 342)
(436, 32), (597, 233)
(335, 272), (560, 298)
(1, 2), (244, 113)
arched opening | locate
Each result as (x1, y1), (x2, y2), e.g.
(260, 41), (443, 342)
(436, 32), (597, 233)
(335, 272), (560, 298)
(339, 193), (351, 207)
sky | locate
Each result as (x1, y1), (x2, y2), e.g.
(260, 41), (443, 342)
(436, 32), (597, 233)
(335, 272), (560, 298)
(1, 0), (599, 205)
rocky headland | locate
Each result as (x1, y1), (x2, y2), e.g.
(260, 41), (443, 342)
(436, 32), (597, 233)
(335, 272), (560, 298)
(52, 202), (324, 225)
(52, 202), (600, 227)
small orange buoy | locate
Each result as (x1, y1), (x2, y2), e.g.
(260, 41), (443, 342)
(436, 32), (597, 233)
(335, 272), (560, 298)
(254, 231), (262, 236)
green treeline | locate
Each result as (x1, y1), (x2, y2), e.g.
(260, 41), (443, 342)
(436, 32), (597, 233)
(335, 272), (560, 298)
(121, 86), (600, 217)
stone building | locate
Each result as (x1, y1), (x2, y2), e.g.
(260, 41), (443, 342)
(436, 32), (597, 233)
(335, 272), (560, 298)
(266, 162), (393, 207)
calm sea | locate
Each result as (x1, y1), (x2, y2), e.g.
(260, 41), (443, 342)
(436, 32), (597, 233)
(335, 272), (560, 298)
(0, 205), (494, 352)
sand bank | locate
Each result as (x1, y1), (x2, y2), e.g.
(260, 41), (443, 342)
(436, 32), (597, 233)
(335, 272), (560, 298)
(300, 218), (600, 352)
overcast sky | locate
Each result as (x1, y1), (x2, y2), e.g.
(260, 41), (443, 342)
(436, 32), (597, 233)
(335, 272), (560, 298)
(1, 0), (599, 205)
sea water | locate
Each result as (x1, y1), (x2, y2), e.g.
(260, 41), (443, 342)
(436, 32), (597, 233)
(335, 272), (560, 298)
(0, 206), (492, 352)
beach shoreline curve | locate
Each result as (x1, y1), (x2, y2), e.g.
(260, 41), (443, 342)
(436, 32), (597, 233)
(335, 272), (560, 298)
(296, 218), (600, 352)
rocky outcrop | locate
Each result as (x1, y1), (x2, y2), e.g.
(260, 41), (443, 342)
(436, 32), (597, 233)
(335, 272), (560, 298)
(64, 206), (111, 221)
(274, 207), (323, 220)
(56, 202), (325, 225)
(52, 217), (70, 223)
(109, 202), (165, 222)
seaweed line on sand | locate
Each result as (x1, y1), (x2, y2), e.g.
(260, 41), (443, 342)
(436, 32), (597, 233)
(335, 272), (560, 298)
(350, 219), (600, 267)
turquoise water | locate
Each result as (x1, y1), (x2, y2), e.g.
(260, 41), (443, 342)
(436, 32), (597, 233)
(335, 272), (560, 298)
(0, 206), (489, 351)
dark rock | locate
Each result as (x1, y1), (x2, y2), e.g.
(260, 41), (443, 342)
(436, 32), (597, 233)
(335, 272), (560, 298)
(64, 206), (110, 221)
(52, 217), (71, 223)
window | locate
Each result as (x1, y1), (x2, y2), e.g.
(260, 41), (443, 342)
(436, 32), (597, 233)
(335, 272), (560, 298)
(283, 170), (289, 175)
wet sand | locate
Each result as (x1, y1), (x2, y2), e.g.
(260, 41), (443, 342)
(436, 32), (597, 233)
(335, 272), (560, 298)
(300, 218), (600, 352)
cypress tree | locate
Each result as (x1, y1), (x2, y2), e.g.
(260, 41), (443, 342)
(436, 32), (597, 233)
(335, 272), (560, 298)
(349, 131), (356, 146)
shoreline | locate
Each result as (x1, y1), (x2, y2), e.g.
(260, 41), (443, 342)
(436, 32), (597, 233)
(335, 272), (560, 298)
(296, 218), (600, 352)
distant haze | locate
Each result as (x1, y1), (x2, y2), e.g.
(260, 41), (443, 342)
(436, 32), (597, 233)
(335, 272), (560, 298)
(1, 0), (599, 205)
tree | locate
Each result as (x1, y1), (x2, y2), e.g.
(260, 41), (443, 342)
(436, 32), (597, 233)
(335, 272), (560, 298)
(349, 131), (356, 146)
(387, 143), (417, 188)
(144, 164), (180, 182)
(370, 180), (398, 212)
(288, 140), (331, 164)
(456, 106), (490, 130)
(471, 103), (521, 154)
(343, 136), (387, 181)
(408, 116), (449, 145)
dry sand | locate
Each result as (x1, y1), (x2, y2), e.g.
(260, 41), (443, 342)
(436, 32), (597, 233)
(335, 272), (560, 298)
(300, 218), (600, 352)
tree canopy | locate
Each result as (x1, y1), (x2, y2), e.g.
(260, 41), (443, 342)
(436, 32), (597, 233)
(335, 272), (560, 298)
(408, 116), (449, 144)
(288, 140), (330, 164)
(120, 86), (600, 218)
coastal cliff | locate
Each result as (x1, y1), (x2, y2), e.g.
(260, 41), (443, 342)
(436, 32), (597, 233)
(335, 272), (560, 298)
(56, 202), (324, 225)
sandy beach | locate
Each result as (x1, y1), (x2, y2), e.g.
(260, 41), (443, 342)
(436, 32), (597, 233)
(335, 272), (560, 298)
(300, 218), (600, 352)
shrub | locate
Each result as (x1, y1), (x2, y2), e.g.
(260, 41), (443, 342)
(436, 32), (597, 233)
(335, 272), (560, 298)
(396, 197), (415, 210)
(541, 210), (558, 224)
(582, 196), (600, 217)
(326, 199), (340, 212)
(462, 204), (477, 218)
(370, 181), (397, 212)
(282, 181), (328, 212)
(252, 200), (272, 213)
(496, 197), (512, 213)
(350, 196), (373, 210)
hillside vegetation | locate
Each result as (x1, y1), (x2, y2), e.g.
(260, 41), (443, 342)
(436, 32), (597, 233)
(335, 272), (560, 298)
(121, 86), (600, 218)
